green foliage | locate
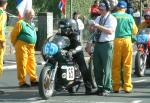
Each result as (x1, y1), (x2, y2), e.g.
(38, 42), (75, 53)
(33, 0), (61, 18)
(7, 0), (17, 14)
(6, 0), (96, 18)
(6, 0), (150, 18)
(65, 0), (96, 19)
(6, 0), (58, 16)
(33, 0), (50, 12)
(32, 0), (96, 19)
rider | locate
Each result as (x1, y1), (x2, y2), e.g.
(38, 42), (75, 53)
(139, 8), (150, 30)
(55, 19), (92, 95)
(138, 8), (150, 68)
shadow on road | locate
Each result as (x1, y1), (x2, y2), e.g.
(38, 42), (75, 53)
(0, 77), (150, 102)
(133, 81), (150, 88)
(0, 86), (40, 102)
(0, 86), (89, 102)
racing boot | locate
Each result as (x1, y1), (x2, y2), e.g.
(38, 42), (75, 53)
(85, 81), (92, 95)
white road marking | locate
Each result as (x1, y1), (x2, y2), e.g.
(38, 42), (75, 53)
(3, 62), (44, 70)
(133, 79), (147, 83)
(30, 100), (46, 103)
(95, 102), (124, 103)
(27, 97), (125, 103)
(130, 100), (142, 103)
(27, 97), (40, 101)
(4, 60), (16, 64)
(3, 64), (17, 70)
(29, 97), (57, 103)
(0, 98), (142, 103)
(64, 101), (125, 103)
(28, 97), (47, 103)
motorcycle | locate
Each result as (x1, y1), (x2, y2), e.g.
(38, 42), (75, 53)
(134, 28), (150, 77)
(38, 35), (82, 99)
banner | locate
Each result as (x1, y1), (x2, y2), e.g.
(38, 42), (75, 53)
(58, 0), (66, 16)
(16, 0), (32, 18)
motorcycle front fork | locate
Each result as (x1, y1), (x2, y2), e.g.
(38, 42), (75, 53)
(51, 62), (58, 81)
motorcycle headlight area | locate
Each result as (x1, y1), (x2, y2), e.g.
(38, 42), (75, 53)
(42, 42), (59, 56)
(135, 34), (149, 43)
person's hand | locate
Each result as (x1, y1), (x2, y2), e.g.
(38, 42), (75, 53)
(88, 20), (96, 33)
(67, 50), (74, 59)
(88, 20), (96, 25)
(88, 20), (99, 29)
(93, 23), (99, 28)
(67, 50), (73, 56)
(67, 49), (76, 57)
(0, 41), (6, 48)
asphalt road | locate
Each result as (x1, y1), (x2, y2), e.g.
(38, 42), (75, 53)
(0, 59), (150, 103)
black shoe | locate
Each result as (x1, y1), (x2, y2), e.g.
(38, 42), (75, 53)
(67, 87), (75, 93)
(92, 90), (100, 95)
(85, 88), (92, 95)
(0, 90), (4, 94)
(113, 91), (119, 93)
(20, 83), (30, 88)
(31, 81), (39, 87)
(85, 90), (92, 95)
(92, 89), (103, 95)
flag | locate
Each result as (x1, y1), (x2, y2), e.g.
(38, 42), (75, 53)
(16, 0), (32, 18)
(58, 0), (66, 15)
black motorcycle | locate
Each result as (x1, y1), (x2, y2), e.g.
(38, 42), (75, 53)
(38, 35), (82, 99)
(134, 28), (150, 77)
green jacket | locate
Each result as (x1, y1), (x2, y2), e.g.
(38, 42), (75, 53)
(17, 20), (37, 44)
(113, 11), (138, 38)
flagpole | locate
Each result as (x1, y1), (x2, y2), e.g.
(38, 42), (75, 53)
(70, 0), (72, 18)
(140, 0), (142, 23)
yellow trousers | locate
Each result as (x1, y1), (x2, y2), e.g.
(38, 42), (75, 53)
(15, 40), (38, 85)
(112, 38), (133, 92)
(0, 43), (5, 76)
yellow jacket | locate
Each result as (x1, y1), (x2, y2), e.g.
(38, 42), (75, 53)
(11, 20), (23, 46)
(0, 9), (7, 42)
(11, 19), (37, 46)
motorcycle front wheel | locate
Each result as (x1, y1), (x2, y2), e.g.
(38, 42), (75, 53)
(38, 65), (55, 99)
(135, 51), (147, 77)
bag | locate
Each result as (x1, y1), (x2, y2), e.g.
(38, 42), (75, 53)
(85, 42), (93, 55)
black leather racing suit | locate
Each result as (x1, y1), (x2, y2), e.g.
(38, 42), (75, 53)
(56, 31), (92, 92)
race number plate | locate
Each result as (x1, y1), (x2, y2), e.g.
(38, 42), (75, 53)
(61, 65), (75, 80)
(66, 66), (75, 80)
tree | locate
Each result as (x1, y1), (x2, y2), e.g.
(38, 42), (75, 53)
(6, 0), (150, 19)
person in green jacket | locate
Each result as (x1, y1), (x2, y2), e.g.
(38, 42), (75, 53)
(11, 9), (38, 88)
(112, 1), (138, 93)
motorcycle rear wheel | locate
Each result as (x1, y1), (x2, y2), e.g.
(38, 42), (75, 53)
(38, 65), (55, 99)
(135, 51), (147, 77)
